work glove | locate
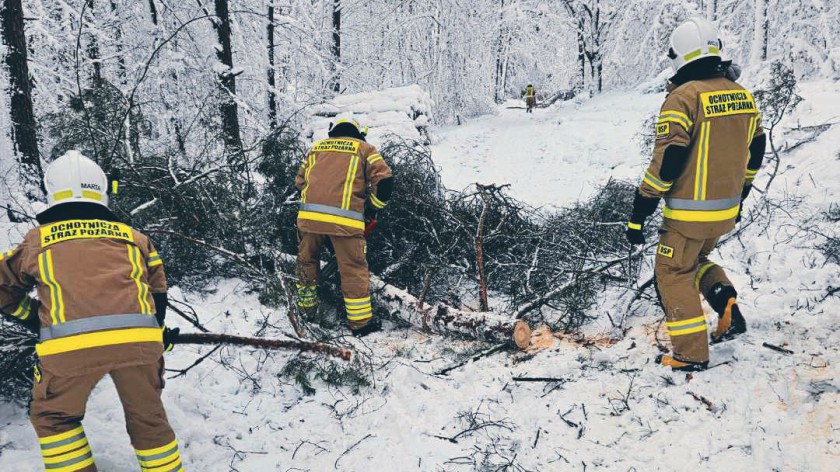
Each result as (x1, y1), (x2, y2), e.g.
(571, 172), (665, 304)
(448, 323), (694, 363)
(364, 205), (378, 221)
(736, 202), (744, 223)
(163, 326), (180, 352)
(625, 221), (646, 245)
(24, 300), (41, 335)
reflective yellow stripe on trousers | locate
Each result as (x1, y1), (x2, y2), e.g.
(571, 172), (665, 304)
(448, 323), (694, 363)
(39, 426), (95, 471)
(666, 315), (707, 336)
(136, 438), (184, 471)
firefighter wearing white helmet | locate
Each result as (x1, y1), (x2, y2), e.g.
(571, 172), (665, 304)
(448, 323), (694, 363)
(42, 150), (110, 209)
(667, 17), (722, 72)
(0, 150), (185, 471)
(625, 18), (767, 372)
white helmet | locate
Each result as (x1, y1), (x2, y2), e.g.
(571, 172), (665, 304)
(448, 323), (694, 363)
(43, 150), (109, 209)
(668, 18), (722, 72)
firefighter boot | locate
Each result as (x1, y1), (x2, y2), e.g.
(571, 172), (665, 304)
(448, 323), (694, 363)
(351, 317), (382, 337)
(707, 283), (746, 344)
(656, 354), (709, 372)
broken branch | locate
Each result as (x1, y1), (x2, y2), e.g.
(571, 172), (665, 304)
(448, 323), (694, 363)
(177, 332), (353, 361)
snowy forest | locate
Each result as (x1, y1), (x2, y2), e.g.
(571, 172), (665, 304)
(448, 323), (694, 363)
(0, 0), (838, 471)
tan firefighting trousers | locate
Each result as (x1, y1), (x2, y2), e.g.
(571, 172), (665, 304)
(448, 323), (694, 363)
(297, 231), (372, 329)
(30, 359), (183, 472)
(525, 96), (536, 110)
(655, 228), (733, 363)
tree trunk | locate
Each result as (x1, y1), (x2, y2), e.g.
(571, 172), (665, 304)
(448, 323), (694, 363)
(708, 0), (719, 21)
(760, 0), (768, 61)
(110, 0), (126, 82)
(86, 0), (102, 82)
(374, 275), (531, 349)
(596, 57), (603, 92)
(475, 187), (491, 311)
(751, 0), (768, 63)
(575, 27), (585, 91)
(148, 0), (158, 25)
(1, 0), (44, 198)
(213, 0), (243, 157)
(331, 0), (341, 93)
(493, 0), (506, 103)
(267, 3), (277, 129)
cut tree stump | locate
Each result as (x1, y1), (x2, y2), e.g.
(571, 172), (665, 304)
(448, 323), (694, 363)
(513, 320), (532, 350)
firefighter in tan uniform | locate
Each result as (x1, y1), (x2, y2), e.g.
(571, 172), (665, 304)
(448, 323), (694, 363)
(625, 19), (766, 371)
(0, 151), (184, 471)
(523, 84), (536, 113)
(295, 118), (394, 336)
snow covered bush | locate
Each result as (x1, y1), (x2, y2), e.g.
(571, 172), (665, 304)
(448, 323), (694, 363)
(0, 322), (35, 403)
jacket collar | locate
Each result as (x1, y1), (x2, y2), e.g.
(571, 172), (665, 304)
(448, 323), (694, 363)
(669, 57), (732, 86)
(328, 122), (367, 141)
(37, 202), (121, 225)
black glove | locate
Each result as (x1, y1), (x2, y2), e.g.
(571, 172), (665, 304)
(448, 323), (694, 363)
(24, 300), (41, 334)
(3, 299), (41, 335)
(625, 221), (646, 245)
(736, 203), (744, 223)
(163, 326), (180, 352)
(364, 206), (378, 221)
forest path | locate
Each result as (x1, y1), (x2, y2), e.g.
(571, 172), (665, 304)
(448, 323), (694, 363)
(431, 92), (663, 207)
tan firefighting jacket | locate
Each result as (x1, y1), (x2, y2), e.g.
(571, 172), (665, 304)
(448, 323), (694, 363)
(640, 76), (764, 240)
(0, 219), (166, 376)
(295, 137), (393, 237)
(525, 85), (535, 98)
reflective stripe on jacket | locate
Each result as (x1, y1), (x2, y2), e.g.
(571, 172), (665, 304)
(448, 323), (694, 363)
(0, 219), (167, 375)
(640, 76), (764, 239)
(295, 137), (393, 237)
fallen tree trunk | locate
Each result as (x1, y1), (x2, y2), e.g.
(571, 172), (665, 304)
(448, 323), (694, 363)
(276, 251), (531, 348)
(177, 332), (353, 361)
(368, 246), (650, 348)
(372, 275), (531, 349)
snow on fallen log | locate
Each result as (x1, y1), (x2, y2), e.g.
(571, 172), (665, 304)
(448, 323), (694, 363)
(372, 275), (531, 349)
(177, 332), (353, 361)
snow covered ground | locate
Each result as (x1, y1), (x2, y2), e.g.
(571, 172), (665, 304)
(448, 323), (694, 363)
(1, 83), (838, 471)
(431, 93), (663, 208)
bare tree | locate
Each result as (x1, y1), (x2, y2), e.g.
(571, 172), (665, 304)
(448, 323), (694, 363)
(493, 0), (514, 103)
(267, 1), (278, 128)
(751, 0), (769, 62)
(109, 0), (127, 82)
(562, 0), (615, 92)
(85, 0), (103, 82)
(331, 0), (341, 93)
(1, 0), (44, 199)
(212, 0), (244, 157)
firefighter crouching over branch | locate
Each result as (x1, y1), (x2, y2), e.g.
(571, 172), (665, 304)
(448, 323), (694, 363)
(295, 118), (395, 336)
(625, 18), (766, 372)
(0, 151), (184, 471)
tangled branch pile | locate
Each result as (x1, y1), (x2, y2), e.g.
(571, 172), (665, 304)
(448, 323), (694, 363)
(369, 137), (644, 332)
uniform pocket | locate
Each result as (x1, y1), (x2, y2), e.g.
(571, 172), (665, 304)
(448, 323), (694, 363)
(33, 367), (53, 401)
(655, 230), (687, 268)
